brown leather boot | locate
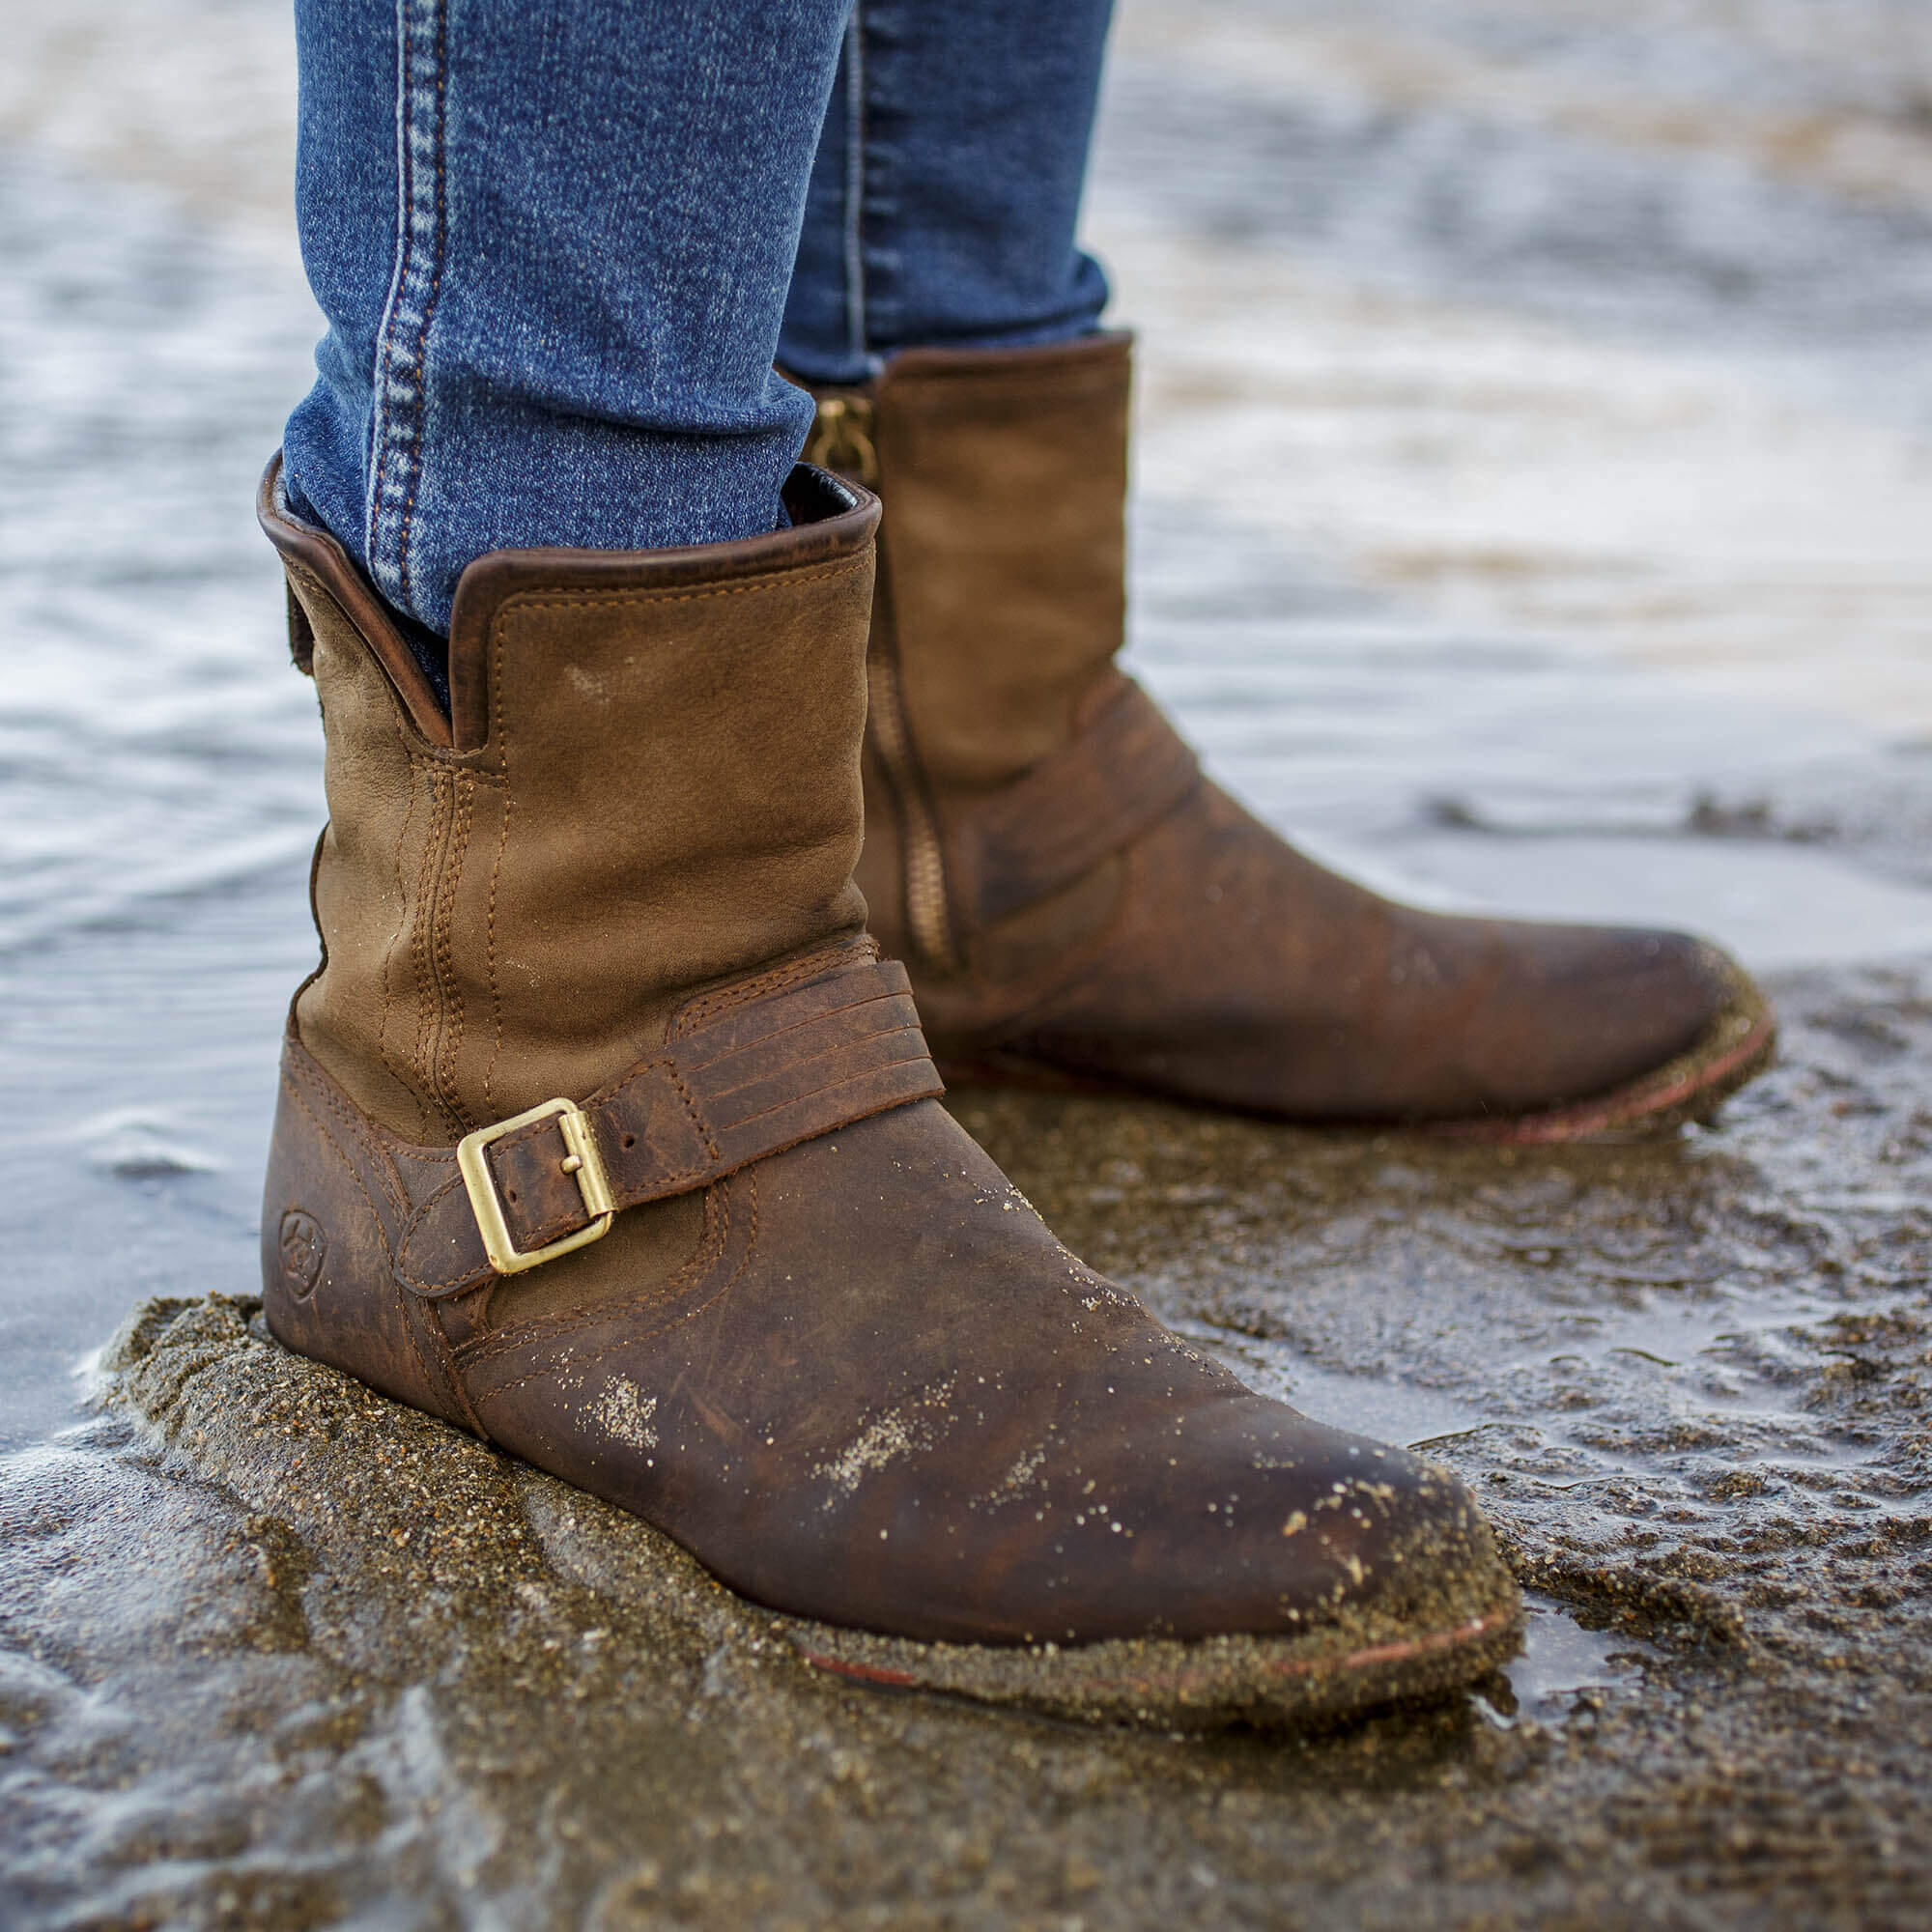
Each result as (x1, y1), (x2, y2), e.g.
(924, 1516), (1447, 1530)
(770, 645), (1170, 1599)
(798, 335), (1774, 1140)
(254, 453), (1517, 1727)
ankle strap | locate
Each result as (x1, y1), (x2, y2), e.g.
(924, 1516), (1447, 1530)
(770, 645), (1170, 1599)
(395, 948), (940, 1296)
(950, 678), (1201, 933)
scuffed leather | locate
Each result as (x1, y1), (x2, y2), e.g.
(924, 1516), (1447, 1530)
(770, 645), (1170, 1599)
(266, 1018), (1492, 1643)
(824, 337), (1744, 1123)
(255, 453), (1506, 1648)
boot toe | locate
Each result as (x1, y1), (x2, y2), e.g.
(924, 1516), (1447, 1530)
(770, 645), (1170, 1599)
(1567, 925), (1734, 1068)
(1458, 921), (1747, 1115)
(1129, 1399), (1511, 1643)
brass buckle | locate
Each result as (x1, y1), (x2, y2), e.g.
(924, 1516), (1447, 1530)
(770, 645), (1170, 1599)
(456, 1097), (614, 1275)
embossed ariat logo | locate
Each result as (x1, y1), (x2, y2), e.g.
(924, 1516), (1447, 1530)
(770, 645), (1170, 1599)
(278, 1208), (327, 1299)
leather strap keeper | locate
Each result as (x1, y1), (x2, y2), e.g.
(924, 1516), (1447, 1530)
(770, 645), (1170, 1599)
(396, 949), (942, 1296)
(952, 679), (1201, 932)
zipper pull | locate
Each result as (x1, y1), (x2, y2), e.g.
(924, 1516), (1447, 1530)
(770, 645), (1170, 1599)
(805, 393), (880, 489)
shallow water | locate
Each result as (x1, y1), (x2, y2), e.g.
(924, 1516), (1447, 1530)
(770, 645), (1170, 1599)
(5, 0), (1932, 1923)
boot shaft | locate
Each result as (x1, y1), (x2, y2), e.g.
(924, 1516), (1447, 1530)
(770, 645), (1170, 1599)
(799, 334), (1134, 976)
(260, 462), (879, 1143)
(808, 334), (1133, 796)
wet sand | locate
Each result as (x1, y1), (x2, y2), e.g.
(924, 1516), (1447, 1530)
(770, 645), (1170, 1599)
(11, 964), (1932, 1925)
(6, 0), (1932, 1923)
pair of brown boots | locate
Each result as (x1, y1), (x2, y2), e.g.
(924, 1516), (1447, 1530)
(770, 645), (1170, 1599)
(258, 337), (1771, 1727)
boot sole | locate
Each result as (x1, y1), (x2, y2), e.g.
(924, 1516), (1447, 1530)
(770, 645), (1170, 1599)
(787, 1580), (1522, 1731)
(936, 965), (1775, 1145)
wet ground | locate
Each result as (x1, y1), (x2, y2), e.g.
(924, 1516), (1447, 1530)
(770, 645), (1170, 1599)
(7, 1), (1932, 1924)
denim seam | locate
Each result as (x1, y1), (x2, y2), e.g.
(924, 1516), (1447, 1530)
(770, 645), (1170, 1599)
(365, 0), (449, 620)
(841, 5), (868, 365)
(855, 3), (899, 359)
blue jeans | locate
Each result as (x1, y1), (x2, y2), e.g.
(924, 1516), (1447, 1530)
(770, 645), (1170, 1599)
(283, 0), (1114, 639)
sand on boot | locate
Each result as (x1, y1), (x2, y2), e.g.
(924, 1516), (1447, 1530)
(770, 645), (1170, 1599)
(98, 1295), (1520, 1732)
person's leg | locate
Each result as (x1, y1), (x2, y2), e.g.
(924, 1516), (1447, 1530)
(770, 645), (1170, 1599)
(284, 0), (853, 644)
(777, 0), (1114, 385)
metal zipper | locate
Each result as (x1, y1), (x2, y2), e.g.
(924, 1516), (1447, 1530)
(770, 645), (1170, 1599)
(866, 645), (957, 973)
(806, 391), (956, 971)
(803, 392), (879, 488)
